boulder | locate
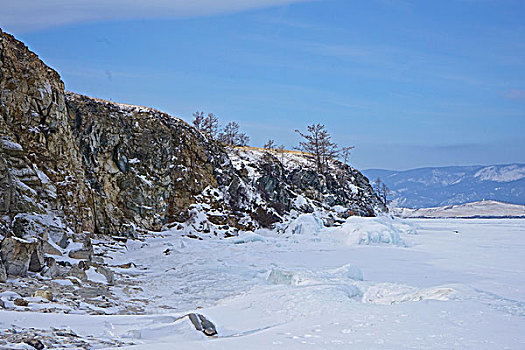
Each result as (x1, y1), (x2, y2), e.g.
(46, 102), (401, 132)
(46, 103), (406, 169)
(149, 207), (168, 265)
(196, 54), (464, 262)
(68, 248), (92, 261)
(95, 265), (115, 285)
(14, 298), (28, 306)
(69, 264), (88, 281)
(188, 313), (217, 336)
(28, 239), (45, 272)
(0, 257), (6, 282)
(0, 236), (44, 276)
(33, 290), (53, 301)
(42, 240), (62, 256)
(23, 339), (45, 350)
(41, 257), (59, 278)
(57, 233), (70, 249)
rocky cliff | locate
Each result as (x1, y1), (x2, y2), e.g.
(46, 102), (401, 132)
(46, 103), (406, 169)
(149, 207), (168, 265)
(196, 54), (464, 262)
(0, 29), (384, 281)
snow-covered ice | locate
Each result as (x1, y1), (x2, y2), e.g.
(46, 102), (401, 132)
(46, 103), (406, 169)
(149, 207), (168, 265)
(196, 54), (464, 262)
(1, 217), (524, 349)
(396, 200), (525, 218)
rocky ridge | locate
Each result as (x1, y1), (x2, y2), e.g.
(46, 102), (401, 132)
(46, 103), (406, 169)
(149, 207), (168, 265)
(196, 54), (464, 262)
(0, 28), (383, 301)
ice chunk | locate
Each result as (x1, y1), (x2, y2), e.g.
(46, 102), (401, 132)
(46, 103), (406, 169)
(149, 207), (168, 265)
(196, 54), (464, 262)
(267, 264), (363, 287)
(323, 263), (363, 281)
(267, 268), (297, 285)
(327, 216), (406, 246)
(284, 214), (323, 235)
(232, 232), (266, 244)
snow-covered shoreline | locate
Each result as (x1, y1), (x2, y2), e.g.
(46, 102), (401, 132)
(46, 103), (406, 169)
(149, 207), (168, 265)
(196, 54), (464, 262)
(2, 217), (524, 349)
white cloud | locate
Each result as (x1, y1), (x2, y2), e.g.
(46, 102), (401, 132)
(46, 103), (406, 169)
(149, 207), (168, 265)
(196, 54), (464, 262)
(0, 0), (311, 33)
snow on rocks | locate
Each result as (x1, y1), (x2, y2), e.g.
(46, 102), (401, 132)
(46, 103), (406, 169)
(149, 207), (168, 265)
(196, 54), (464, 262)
(0, 138), (23, 152)
(85, 267), (109, 284)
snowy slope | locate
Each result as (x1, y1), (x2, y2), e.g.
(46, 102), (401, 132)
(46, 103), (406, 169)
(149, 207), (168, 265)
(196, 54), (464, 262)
(363, 164), (525, 208)
(1, 217), (525, 349)
(395, 200), (525, 218)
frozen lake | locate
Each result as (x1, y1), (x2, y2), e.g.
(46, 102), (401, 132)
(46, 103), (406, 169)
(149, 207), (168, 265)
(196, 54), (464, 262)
(2, 218), (524, 349)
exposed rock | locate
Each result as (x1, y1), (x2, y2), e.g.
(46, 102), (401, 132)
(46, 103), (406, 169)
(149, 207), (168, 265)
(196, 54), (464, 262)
(69, 264), (88, 281)
(28, 239), (45, 272)
(42, 240), (62, 256)
(57, 233), (70, 249)
(252, 150), (382, 218)
(0, 27), (385, 282)
(95, 265), (115, 285)
(33, 290), (53, 301)
(66, 92), (222, 234)
(188, 313), (218, 336)
(14, 298), (28, 306)
(40, 257), (59, 278)
(114, 262), (135, 269)
(92, 256), (104, 264)
(0, 30), (94, 236)
(68, 248), (92, 261)
(0, 257), (6, 282)
(11, 213), (70, 245)
(23, 338), (45, 350)
(1, 326), (132, 349)
(0, 236), (43, 276)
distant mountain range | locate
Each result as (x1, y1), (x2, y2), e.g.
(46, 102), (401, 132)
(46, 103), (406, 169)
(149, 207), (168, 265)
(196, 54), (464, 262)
(393, 200), (525, 218)
(363, 164), (525, 208)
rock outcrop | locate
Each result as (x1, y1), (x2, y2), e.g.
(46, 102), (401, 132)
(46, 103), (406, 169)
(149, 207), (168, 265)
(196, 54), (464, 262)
(0, 30), (94, 235)
(0, 236), (44, 276)
(0, 28), (384, 278)
(66, 92), (223, 234)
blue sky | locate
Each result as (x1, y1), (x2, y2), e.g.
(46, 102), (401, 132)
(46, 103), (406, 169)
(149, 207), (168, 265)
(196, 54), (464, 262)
(2, 0), (525, 170)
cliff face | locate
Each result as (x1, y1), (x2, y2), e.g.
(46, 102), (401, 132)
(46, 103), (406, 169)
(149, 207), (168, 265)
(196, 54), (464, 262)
(66, 92), (222, 235)
(0, 29), (384, 277)
(0, 30), (94, 237)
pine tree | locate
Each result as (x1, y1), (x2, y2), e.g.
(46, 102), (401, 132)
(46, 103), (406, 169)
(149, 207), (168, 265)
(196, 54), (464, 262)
(217, 121), (250, 146)
(192, 111), (218, 139)
(202, 113), (219, 139)
(237, 133), (250, 146)
(264, 139), (276, 150)
(192, 111), (205, 131)
(295, 124), (338, 174)
(218, 121), (240, 145)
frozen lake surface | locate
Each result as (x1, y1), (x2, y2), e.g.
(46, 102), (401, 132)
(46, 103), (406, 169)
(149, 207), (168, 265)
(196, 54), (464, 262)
(2, 218), (524, 349)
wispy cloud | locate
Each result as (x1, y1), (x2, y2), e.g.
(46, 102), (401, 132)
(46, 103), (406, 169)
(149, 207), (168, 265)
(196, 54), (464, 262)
(504, 88), (525, 102)
(0, 0), (311, 33)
